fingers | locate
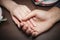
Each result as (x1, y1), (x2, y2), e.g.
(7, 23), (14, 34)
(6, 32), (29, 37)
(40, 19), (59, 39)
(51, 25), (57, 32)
(18, 5), (31, 17)
(22, 5), (31, 13)
(22, 22), (28, 31)
(22, 21), (34, 34)
(12, 5), (31, 22)
(22, 12), (36, 21)
(20, 6), (34, 33)
(12, 15), (21, 28)
(26, 26), (31, 34)
(20, 6), (38, 36)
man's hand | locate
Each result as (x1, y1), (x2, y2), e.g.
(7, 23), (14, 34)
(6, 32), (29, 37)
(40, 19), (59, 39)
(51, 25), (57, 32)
(21, 9), (60, 36)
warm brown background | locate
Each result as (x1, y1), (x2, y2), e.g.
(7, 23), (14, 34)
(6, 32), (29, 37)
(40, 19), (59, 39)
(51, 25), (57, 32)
(0, 0), (60, 40)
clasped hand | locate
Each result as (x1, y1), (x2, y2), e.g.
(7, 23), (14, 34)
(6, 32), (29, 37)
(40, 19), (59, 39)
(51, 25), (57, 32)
(11, 5), (59, 36)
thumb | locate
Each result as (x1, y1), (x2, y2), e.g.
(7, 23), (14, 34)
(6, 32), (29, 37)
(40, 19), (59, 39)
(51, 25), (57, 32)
(22, 11), (36, 21)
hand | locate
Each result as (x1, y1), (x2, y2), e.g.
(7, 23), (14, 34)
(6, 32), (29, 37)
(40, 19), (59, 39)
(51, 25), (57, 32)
(10, 5), (32, 28)
(10, 5), (35, 34)
(0, 0), (35, 35)
(21, 10), (60, 36)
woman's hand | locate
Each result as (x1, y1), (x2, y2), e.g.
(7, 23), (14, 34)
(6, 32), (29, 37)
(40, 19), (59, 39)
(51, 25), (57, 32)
(11, 5), (36, 35)
(11, 5), (31, 27)
(1, 0), (35, 34)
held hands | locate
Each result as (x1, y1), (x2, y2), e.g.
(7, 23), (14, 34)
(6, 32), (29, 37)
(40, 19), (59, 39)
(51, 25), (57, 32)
(10, 5), (60, 36)
(21, 10), (60, 36)
(11, 5), (36, 35)
(11, 5), (33, 28)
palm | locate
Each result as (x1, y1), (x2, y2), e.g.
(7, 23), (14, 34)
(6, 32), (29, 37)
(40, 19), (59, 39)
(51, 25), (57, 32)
(30, 19), (53, 36)
(24, 10), (58, 36)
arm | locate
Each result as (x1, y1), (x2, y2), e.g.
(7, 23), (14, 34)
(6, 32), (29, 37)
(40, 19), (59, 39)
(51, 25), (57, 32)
(48, 1), (60, 21)
(0, 0), (18, 12)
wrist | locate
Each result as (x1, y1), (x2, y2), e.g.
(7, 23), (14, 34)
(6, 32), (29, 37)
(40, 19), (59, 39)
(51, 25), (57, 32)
(48, 7), (60, 21)
(49, 7), (60, 13)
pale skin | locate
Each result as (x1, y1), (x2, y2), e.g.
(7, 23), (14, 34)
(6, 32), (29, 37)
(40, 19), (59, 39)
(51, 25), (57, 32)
(0, 0), (36, 34)
(0, 0), (60, 36)
(0, 0), (34, 29)
(21, 7), (60, 36)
